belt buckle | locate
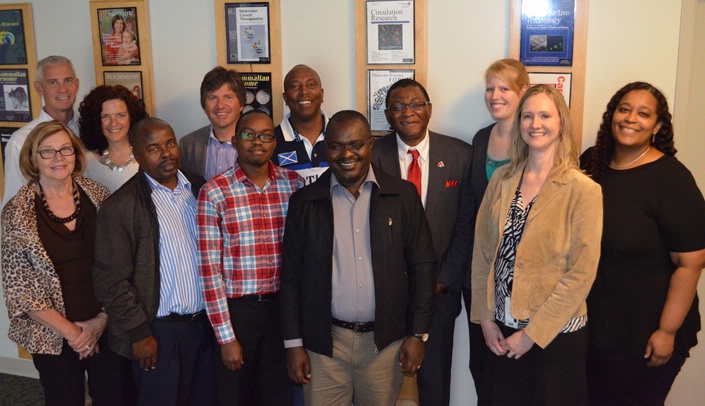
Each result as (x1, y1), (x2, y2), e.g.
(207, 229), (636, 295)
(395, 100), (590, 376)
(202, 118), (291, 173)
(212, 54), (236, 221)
(190, 313), (198, 321)
(353, 322), (364, 333)
(258, 294), (270, 302)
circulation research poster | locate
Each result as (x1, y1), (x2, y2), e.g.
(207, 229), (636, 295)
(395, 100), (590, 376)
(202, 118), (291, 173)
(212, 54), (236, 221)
(520, 0), (575, 66)
(366, 1), (415, 65)
(239, 72), (272, 119)
(0, 9), (27, 65)
(0, 69), (31, 122)
(226, 3), (270, 64)
(367, 69), (414, 132)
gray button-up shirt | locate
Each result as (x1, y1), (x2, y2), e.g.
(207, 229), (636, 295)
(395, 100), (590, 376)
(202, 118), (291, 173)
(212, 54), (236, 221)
(330, 167), (378, 323)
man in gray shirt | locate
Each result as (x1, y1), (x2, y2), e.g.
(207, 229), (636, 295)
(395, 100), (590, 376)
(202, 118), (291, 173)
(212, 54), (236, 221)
(280, 110), (436, 405)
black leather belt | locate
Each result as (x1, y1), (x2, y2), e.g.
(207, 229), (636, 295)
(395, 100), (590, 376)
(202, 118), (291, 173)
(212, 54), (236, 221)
(332, 318), (375, 333)
(236, 292), (278, 302)
(156, 310), (206, 322)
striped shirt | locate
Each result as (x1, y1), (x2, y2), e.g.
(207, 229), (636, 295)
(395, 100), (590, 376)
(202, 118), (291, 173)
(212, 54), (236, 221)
(145, 171), (205, 317)
(494, 188), (587, 333)
(204, 128), (238, 180)
(197, 161), (304, 344)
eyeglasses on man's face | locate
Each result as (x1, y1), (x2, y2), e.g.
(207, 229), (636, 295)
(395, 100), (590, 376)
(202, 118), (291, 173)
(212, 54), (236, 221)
(234, 131), (276, 143)
(326, 137), (373, 154)
(387, 101), (431, 113)
(37, 146), (76, 159)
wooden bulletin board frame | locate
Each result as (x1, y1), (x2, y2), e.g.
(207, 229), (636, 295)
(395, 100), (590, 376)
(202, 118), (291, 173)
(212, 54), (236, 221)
(509, 0), (588, 145)
(354, 0), (428, 134)
(89, 0), (155, 116)
(214, 0), (283, 124)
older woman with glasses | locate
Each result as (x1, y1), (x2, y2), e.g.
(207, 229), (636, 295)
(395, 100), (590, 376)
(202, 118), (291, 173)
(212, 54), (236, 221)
(1, 121), (135, 406)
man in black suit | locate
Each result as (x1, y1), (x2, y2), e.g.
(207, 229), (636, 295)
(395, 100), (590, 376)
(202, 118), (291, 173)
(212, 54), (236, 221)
(371, 79), (475, 406)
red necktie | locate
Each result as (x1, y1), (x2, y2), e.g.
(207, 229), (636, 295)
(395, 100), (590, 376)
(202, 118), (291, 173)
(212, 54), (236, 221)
(408, 149), (421, 197)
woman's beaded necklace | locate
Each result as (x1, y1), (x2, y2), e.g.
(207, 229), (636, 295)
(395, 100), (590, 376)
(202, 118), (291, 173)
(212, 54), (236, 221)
(38, 181), (81, 224)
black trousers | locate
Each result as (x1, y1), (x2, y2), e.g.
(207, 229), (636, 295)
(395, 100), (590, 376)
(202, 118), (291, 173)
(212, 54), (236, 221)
(417, 289), (462, 406)
(586, 345), (685, 406)
(132, 315), (216, 406)
(463, 286), (493, 406)
(214, 296), (292, 406)
(487, 322), (589, 406)
(32, 334), (136, 406)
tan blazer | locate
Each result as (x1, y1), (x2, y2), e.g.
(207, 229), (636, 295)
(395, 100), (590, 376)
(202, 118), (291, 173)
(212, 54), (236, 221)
(471, 164), (603, 348)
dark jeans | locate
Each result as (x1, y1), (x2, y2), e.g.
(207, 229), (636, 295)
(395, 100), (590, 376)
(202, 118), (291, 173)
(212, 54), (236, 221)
(32, 334), (136, 406)
(132, 315), (216, 406)
(487, 322), (589, 406)
(215, 295), (292, 406)
(587, 345), (685, 406)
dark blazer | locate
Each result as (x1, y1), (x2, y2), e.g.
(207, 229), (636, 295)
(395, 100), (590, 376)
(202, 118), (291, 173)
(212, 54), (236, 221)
(179, 125), (210, 179)
(94, 170), (204, 359)
(371, 131), (475, 290)
(470, 123), (494, 213)
(280, 167), (437, 357)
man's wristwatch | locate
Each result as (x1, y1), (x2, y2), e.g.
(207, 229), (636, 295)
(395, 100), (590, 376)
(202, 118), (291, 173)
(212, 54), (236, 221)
(412, 333), (429, 342)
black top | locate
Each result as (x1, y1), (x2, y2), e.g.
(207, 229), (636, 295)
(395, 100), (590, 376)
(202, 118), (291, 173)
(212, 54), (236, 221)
(36, 186), (102, 322)
(581, 150), (705, 357)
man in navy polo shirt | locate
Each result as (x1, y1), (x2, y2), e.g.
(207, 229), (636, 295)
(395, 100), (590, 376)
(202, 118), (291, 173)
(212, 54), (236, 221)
(271, 64), (328, 185)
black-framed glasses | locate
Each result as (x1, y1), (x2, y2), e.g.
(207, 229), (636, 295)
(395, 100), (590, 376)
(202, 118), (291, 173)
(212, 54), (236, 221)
(326, 137), (373, 154)
(235, 131), (276, 143)
(387, 101), (431, 113)
(37, 146), (76, 159)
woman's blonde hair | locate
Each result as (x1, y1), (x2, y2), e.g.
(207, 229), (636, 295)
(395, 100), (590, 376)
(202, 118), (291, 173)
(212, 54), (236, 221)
(504, 84), (579, 179)
(19, 120), (87, 182)
(485, 58), (530, 94)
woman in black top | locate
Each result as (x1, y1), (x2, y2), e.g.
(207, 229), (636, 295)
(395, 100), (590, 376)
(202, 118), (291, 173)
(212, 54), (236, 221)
(582, 82), (705, 405)
(468, 58), (529, 404)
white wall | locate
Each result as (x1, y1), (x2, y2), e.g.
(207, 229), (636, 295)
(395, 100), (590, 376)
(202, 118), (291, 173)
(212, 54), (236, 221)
(1, 0), (701, 403)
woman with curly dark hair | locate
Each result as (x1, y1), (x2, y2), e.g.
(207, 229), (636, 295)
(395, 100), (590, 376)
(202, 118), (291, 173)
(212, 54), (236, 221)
(79, 85), (148, 192)
(581, 82), (705, 405)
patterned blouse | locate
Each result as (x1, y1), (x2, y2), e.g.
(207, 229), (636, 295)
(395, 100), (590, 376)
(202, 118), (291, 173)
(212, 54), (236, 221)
(494, 186), (587, 333)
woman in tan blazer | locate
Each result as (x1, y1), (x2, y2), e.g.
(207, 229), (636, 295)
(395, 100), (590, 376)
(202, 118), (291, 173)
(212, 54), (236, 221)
(471, 85), (602, 405)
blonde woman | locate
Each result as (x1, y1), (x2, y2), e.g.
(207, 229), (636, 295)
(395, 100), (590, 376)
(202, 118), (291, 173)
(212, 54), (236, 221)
(471, 85), (602, 405)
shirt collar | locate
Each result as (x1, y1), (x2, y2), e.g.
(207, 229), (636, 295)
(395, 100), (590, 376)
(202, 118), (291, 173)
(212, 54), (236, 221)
(396, 130), (430, 162)
(279, 110), (329, 142)
(330, 165), (378, 193)
(40, 108), (79, 127)
(232, 160), (283, 185)
(209, 126), (232, 144)
(144, 169), (190, 193)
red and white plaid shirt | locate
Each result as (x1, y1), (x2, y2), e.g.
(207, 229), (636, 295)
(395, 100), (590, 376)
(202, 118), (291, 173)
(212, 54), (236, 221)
(197, 161), (304, 344)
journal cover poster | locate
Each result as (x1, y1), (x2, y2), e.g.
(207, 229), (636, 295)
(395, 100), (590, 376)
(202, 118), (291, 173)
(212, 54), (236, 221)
(528, 72), (572, 106)
(97, 7), (141, 66)
(226, 3), (270, 64)
(366, 1), (415, 65)
(520, 0), (575, 66)
(0, 69), (31, 122)
(1, 126), (15, 163)
(0, 10), (27, 65)
(104, 71), (144, 100)
(240, 72), (272, 118)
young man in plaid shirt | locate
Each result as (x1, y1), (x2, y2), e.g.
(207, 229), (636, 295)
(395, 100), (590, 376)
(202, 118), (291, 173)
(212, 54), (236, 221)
(197, 110), (304, 405)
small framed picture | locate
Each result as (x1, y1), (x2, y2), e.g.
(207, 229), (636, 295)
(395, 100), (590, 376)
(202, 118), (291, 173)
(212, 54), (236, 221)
(225, 3), (271, 64)
(97, 7), (141, 66)
(0, 68), (32, 122)
(104, 71), (144, 100)
(0, 9), (28, 65)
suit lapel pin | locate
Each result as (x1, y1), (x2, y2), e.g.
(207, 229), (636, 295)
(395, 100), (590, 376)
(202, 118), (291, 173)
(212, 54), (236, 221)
(438, 161), (445, 168)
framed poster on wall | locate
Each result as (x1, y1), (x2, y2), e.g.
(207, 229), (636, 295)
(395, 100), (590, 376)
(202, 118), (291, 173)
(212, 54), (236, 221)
(0, 9), (28, 65)
(225, 2), (271, 64)
(366, 0), (415, 65)
(0, 68), (31, 122)
(104, 71), (144, 99)
(97, 7), (141, 66)
(519, 0), (575, 66)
